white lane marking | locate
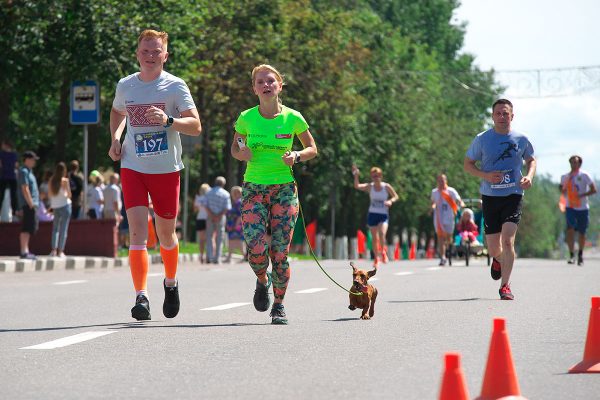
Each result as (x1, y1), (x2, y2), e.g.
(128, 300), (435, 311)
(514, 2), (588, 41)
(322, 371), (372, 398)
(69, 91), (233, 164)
(427, 267), (443, 271)
(201, 302), (251, 311)
(20, 331), (116, 350)
(53, 280), (88, 285)
(148, 273), (163, 277)
(294, 288), (328, 294)
(394, 272), (415, 276)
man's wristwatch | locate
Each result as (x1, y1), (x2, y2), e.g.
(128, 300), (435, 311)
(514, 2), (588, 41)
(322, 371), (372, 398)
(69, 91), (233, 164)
(164, 116), (174, 128)
(294, 151), (301, 164)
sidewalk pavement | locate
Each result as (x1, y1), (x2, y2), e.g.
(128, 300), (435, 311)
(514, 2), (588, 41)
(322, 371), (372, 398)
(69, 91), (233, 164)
(0, 253), (206, 273)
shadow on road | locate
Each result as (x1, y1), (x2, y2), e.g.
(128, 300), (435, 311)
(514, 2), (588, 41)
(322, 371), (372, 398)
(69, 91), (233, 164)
(0, 321), (266, 333)
(387, 297), (494, 303)
(323, 318), (360, 322)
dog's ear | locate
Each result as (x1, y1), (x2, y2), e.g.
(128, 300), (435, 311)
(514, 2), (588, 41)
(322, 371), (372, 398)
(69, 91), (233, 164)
(367, 269), (377, 278)
(350, 261), (357, 273)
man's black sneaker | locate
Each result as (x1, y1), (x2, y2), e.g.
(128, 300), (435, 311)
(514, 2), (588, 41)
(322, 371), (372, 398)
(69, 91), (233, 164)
(577, 255), (584, 266)
(131, 294), (151, 320)
(567, 257), (576, 264)
(163, 280), (180, 318)
(253, 272), (272, 312)
(20, 252), (36, 260)
(270, 303), (288, 325)
(499, 283), (514, 300)
(490, 258), (502, 280)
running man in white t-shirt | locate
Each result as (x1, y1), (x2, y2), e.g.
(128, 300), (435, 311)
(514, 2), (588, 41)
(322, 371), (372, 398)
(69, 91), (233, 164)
(352, 165), (399, 268)
(430, 174), (464, 266)
(108, 30), (202, 321)
(560, 155), (597, 265)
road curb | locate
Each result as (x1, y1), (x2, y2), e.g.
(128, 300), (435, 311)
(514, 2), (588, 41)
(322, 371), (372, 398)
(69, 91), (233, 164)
(0, 251), (249, 273)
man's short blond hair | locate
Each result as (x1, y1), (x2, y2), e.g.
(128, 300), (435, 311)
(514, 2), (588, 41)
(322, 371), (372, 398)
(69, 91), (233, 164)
(138, 29), (169, 49)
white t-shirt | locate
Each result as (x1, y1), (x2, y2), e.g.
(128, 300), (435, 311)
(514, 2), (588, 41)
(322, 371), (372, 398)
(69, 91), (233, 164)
(431, 187), (461, 227)
(87, 186), (104, 216)
(194, 194), (208, 220)
(112, 71), (197, 174)
(103, 184), (121, 213)
(368, 183), (390, 215)
(561, 170), (594, 210)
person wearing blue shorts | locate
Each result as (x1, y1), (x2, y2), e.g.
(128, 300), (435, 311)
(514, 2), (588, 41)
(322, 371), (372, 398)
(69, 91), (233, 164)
(560, 155), (596, 265)
(464, 99), (536, 300)
(352, 165), (399, 268)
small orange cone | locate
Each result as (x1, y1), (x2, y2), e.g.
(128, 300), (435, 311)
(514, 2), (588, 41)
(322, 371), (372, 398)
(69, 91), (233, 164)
(147, 215), (158, 249)
(569, 296), (600, 373)
(393, 242), (400, 261)
(476, 318), (527, 400)
(439, 353), (470, 400)
(409, 241), (416, 260)
(426, 238), (435, 259)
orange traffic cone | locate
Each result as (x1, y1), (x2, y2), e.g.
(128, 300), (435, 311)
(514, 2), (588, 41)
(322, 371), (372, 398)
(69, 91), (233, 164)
(147, 215), (158, 250)
(569, 296), (600, 373)
(426, 238), (435, 259)
(409, 241), (416, 260)
(476, 318), (527, 400)
(439, 353), (470, 400)
(394, 242), (400, 261)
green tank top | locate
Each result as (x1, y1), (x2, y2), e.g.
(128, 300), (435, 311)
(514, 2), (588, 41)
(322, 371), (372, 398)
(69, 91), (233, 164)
(234, 105), (309, 184)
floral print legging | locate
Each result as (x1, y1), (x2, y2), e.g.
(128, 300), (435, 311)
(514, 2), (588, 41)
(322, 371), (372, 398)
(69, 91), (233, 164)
(242, 182), (298, 302)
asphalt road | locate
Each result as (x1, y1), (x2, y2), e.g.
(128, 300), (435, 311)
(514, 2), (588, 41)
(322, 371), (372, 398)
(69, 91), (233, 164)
(1, 255), (599, 399)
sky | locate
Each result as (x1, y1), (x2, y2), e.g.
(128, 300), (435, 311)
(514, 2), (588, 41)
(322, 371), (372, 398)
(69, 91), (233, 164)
(453, 0), (600, 182)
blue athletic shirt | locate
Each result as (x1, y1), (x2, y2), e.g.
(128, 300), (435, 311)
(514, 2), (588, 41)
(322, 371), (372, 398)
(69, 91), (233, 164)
(466, 129), (534, 197)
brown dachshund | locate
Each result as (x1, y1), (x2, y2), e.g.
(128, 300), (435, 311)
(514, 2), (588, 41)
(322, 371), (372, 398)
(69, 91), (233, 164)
(348, 262), (378, 320)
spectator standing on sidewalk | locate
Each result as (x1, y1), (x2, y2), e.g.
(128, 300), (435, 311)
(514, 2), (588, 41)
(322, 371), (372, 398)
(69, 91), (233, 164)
(193, 183), (210, 263)
(205, 176), (231, 264)
(68, 160), (84, 219)
(17, 151), (40, 259)
(225, 185), (244, 263)
(48, 162), (72, 257)
(103, 173), (122, 222)
(0, 139), (19, 221)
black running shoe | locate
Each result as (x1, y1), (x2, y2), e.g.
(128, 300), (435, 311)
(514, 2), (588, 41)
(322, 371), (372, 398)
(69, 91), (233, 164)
(577, 255), (584, 266)
(163, 280), (180, 318)
(253, 272), (272, 312)
(490, 258), (502, 280)
(499, 283), (514, 300)
(131, 294), (151, 320)
(270, 303), (288, 325)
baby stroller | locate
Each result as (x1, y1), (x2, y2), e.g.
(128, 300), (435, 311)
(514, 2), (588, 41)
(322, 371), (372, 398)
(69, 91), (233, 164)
(447, 198), (490, 266)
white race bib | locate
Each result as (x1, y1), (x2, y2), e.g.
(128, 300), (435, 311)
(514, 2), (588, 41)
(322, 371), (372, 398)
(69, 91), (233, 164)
(491, 169), (516, 189)
(135, 131), (168, 158)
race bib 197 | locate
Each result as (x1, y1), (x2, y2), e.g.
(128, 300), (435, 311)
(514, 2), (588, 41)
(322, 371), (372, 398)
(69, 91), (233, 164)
(491, 169), (516, 189)
(135, 131), (168, 158)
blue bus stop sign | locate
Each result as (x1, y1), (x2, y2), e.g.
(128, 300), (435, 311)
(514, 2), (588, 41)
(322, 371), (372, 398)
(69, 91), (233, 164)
(70, 81), (100, 125)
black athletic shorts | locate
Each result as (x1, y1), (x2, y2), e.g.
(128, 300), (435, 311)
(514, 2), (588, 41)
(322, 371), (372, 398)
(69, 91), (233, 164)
(195, 219), (207, 231)
(481, 194), (523, 235)
(21, 205), (39, 234)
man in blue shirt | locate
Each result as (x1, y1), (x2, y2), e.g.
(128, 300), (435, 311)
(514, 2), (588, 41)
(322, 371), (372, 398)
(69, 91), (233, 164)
(464, 99), (536, 300)
(17, 151), (40, 260)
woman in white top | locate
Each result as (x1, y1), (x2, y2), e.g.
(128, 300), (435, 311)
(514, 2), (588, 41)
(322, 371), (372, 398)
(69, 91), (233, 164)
(86, 173), (104, 219)
(352, 165), (399, 268)
(193, 183), (211, 263)
(48, 162), (72, 257)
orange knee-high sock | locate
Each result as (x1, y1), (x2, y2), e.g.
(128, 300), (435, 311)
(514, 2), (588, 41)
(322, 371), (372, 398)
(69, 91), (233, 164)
(129, 246), (149, 293)
(161, 242), (179, 281)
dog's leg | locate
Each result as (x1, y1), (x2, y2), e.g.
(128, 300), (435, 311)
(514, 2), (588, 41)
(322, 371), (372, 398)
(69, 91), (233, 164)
(360, 307), (370, 320)
(369, 288), (378, 318)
